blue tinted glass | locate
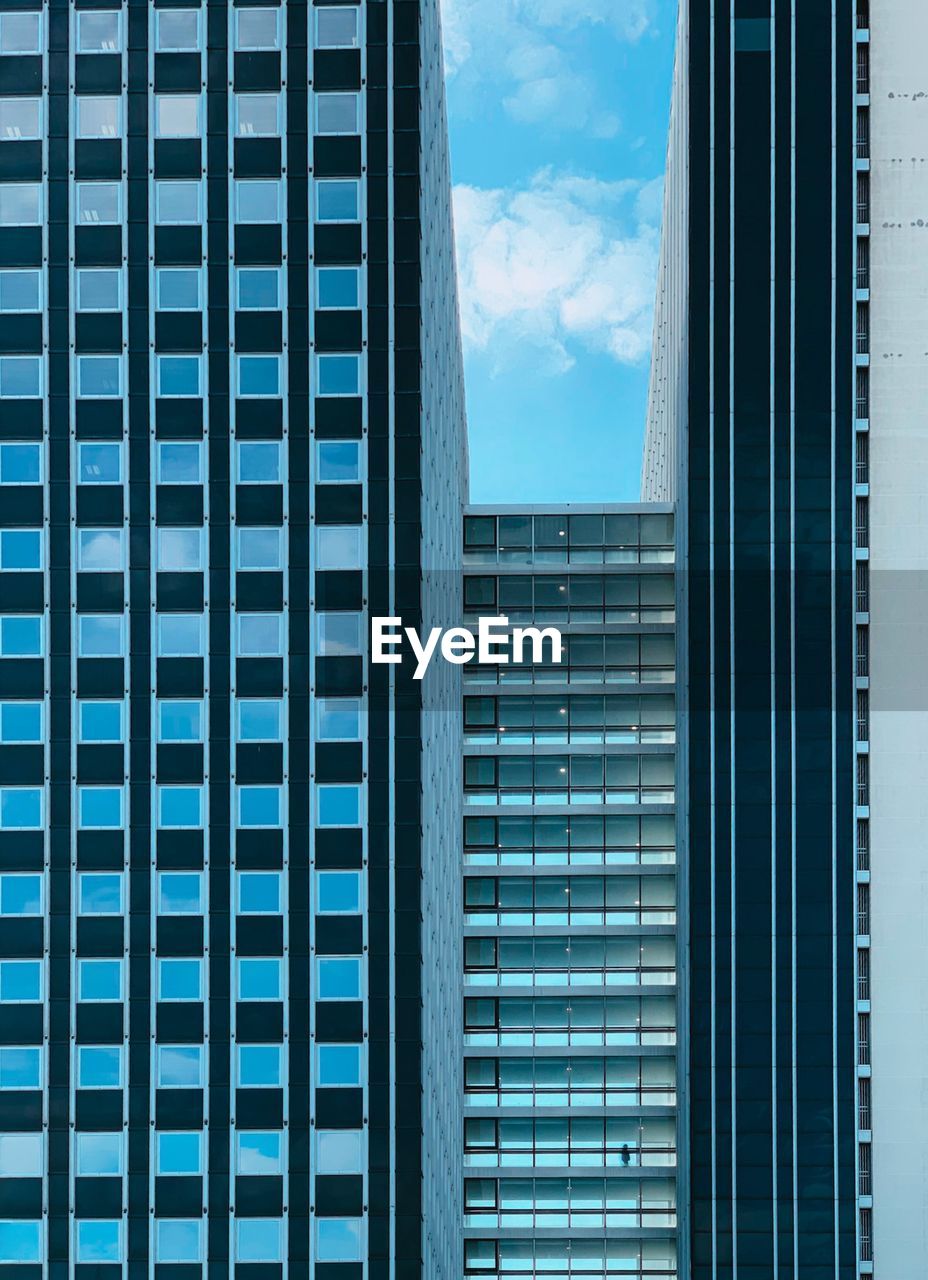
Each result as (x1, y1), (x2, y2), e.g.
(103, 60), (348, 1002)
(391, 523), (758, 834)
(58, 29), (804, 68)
(0, 1046), (40, 1088)
(158, 1045), (202, 1087)
(317, 872), (361, 914)
(79, 874), (122, 914)
(239, 958), (281, 1000)
(78, 1046), (122, 1087)
(75, 1220), (120, 1263)
(317, 957), (362, 1000)
(79, 787), (122, 828)
(0, 530), (40, 568)
(237, 1131), (281, 1174)
(80, 701), (122, 742)
(0, 616), (41, 655)
(317, 354), (359, 395)
(158, 1132), (200, 1174)
(160, 959), (201, 1000)
(0, 444), (39, 483)
(78, 356), (120, 396)
(316, 1044), (361, 1086)
(0, 788), (40, 829)
(0, 702), (41, 742)
(238, 701), (280, 741)
(158, 269), (199, 309)
(238, 268), (278, 309)
(238, 872), (281, 914)
(238, 442), (280, 482)
(238, 1045), (280, 1086)
(239, 355), (280, 396)
(0, 875), (40, 914)
(158, 356), (200, 396)
(317, 267), (359, 309)
(316, 180), (358, 221)
(317, 699), (361, 740)
(159, 788), (202, 828)
(79, 959), (121, 1001)
(317, 785), (360, 826)
(160, 701), (201, 741)
(158, 441), (200, 482)
(159, 873), (201, 913)
(316, 1219), (362, 1263)
(0, 356), (40, 396)
(317, 441), (360, 481)
(0, 1220), (41, 1262)
(239, 786), (280, 827)
(0, 961), (40, 1002)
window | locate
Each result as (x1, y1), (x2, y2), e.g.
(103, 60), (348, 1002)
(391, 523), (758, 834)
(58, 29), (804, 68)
(316, 92), (360, 135)
(315, 1043), (362, 1087)
(157, 786), (204, 829)
(0, 874), (41, 916)
(77, 959), (123, 1003)
(78, 614), (124, 658)
(316, 1220), (363, 1264)
(316, 956), (363, 1000)
(316, 353), (361, 396)
(0, 185), (40, 226)
(0, 702), (41, 745)
(155, 181), (202, 225)
(316, 871), (362, 915)
(77, 354), (121, 398)
(316, 266), (360, 310)
(75, 1133), (123, 1177)
(156, 268), (201, 311)
(0, 530), (41, 571)
(235, 94), (281, 137)
(237, 613), (283, 658)
(155, 9), (200, 52)
(78, 873), (123, 916)
(237, 267), (280, 310)
(0, 1222), (42, 1264)
(237, 354), (281, 397)
(157, 614), (203, 658)
(157, 355), (201, 398)
(78, 701), (123, 744)
(77, 786), (123, 829)
(76, 1049), (124, 1090)
(158, 958), (203, 1002)
(0, 1133), (42, 1178)
(0, 961), (41, 1004)
(158, 528), (204, 572)
(158, 701), (203, 743)
(0, 356), (41, 398)
(317, 440), (361, 482)
(0, 616), (42, 657)
(315, 612), (361, 656)
(76, 182), (120, 225)
(74, 1221), (122, 1265)
(316, 698), (362, 742)
(237, 1044), (282, 1088)
(156, 95), (200, 138)
(237, 1131), (283, 1175)
(156, 1221), (203, 1265)
(0, 789), (41, 830)
(236, 700), (283, 743)
(158, 872), (203, 915)
(158, 441), (202, 485)
(78, 441), (122, 484)
(157, 1045), (203, 1088)
(237, 957), (282, 1001)
(0, 270), (40, 313)
(235, 8), (280, 50)
(316, 525), (363, 570)
(237, 871), (282, 915)
(76, 11), (120, 52)
(237, 785), (282, 828)
(76, 96), (121, 138)
(76, 268), (121, 313)
(235, 179), (281, 223)
(315, 8), (360, 48)
(77, 528), (124, 572)
(156, 1132), (202, 1176)
(0, 99), (40, 141)
(315, 180), (360, 222)
(237, 440), (281, 484)
(237, 527), (282, 571)
(316, 784), (362, 827)
(315, 1130), (364, 1175)
(236, 1220), (283, 1265)
(0, 1047), (40, 1090)
(0, 13), (41, 55)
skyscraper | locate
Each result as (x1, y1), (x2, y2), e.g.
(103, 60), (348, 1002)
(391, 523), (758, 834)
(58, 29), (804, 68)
(644, 1), (863, 1276)
(0, 1), (466, 1277)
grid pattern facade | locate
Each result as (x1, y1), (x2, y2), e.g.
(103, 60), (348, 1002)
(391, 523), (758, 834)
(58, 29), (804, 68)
(0, 1), (465, 1278)
(460, 506), (679, 1280)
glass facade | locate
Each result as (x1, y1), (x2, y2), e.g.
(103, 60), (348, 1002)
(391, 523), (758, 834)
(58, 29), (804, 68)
(461, 508), (679, 1280)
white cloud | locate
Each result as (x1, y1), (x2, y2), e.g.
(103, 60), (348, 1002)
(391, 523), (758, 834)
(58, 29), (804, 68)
(440, 0), (653, 133)
(452, 170), (661, 375)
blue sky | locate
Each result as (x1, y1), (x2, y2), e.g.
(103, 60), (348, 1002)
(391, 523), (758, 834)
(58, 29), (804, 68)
(440, 0), (678, 503)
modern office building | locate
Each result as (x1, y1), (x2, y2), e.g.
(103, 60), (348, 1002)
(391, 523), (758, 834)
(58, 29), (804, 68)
(460, 506), (678, 1280)
(0, 1), (466, 1278)
(644, 1), (865, 1277)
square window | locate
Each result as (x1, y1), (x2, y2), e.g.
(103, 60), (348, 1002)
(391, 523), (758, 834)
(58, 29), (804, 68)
(156, 94), (200, 139)
(316, 352), (361, 396)
(236, 1219), (283, 1265)
(0, 98), (40, 141)
(158, 958), (203, 1002)
(77, 527), (124, 572)
(0, 1133), (42, 1178)
(0, 615), (42, 657)
(317, 440), (361, 482)
(0, 702), (42, 744)
(316, 870), (362, 915)
(158, 701), (203, 743)
(76, 182), (120, 225)
(235, 179), (281, 223)
(316, 783), (361, 828)
(315, 180), (359, 222)
(315, 612), (361, 656)
(315, 8), (360, 49)
(155, 9), (200, 52)
(0, 13), (41, 55)
(315, 525), (363, 570)
(316, 92), (360, 135)
(237, 1044), (282, 1088)
(157, 1045), (203, 1089)
(78, 873), (123, 916)
(74, 1220), (122, 1265)
(78, 701), (123, 743)
(76, 11), (120, 53)
(157, 268), (201, 311)
(78, 614), (124, 658)
(0, 1047), (41, 1090)
(77, 355), (121, 398)
(0, 356), (41, 398)
(0, 874), (40, 916)
(155, 181), (202, 225)
(0, 788), (41, 830)
(237, 526), (282, 571)
(237, 957), (282, 1001)
(76, 96), (121, 139)
(158, 872), (203, 915)
(237, 700), (283, 742)
(0, 961), (41, 1004)
(77, 440), (122, 483)
(74, 1133), (122, 1177)
(77, 785), (123, 830)
(0, 270), (40, 313)
(316, 266), (360, 310)
(77, 958), (123, 1003)
(237, 613), (283, 658)
(156, 1220), (203, 1265)
(236, 93), (281, 137)
(76, 267), (121, 312)
(157, 355), (202, 398)
(237, 354), (281, 397)
(315, 1130), (364, 1175)
(237, 784), (282, 828)
(0, 185), (40, 227)
(316, 956), (362, 1000)
(157, 613), (203, 658)
(237, 440), (281, 483)
(157, 527), (204, 572)
(0, 529), (41, 571)
(157, 786), (204, 830)
(315, 1219), (363, 1264)
(316, 697), (362, 741)
(237, 267), (280, 310)
(158, 441), (202, 484)
(315, 1042), (362, 1087)
(235, 8), (280, 51)
(237, 871), (282, 915)
(156, 1132), (202, 1176)
(0, 1221), (42, 1264)
(236, 1131), (283, 1175)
